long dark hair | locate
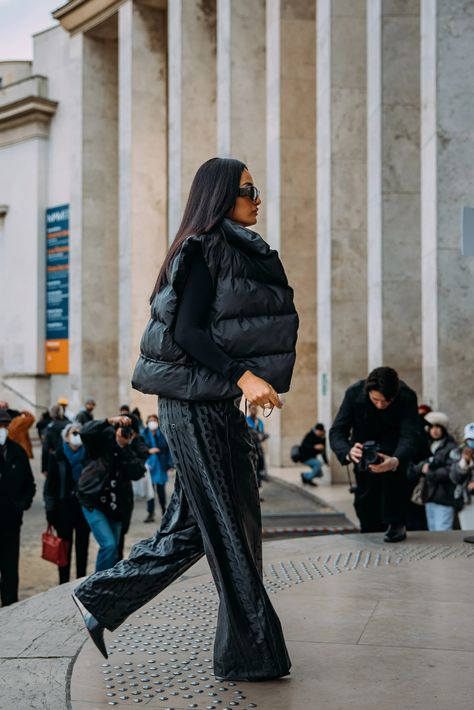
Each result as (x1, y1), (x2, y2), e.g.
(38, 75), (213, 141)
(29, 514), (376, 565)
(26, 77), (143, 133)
(150, 157), (247, 301)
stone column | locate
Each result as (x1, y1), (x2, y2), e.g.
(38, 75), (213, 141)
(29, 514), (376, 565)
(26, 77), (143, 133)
(266, 0), (316, 466)
(69, 25), (119, 417)
(421, 0), (474, 431)
(317, 0), (367, 481)
(168, 0), (217, 241)
(367, 0), (421, 393)
(118, 1), (167, 411)
(217, 0), (266, 231)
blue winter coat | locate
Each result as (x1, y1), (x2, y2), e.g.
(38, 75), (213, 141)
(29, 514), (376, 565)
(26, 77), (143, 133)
(142, 427), (172, 485)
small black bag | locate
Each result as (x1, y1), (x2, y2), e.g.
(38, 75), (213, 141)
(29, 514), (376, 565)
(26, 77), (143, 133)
(290, 445), (301, 463)
(76, 457), (109, 508)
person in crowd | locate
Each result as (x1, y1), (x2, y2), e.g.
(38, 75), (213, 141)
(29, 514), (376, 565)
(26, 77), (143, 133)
(43, 423), (90, 584)
(117, 414), (148, 560)
(8, 409), (35, 459)
(73, 157), (297, 681)
(450, 422), (474, 532)
(78, 415), (146, 572)
(330, 366), (419, 542)
(405, 404), (433, 531)
(76, 398), (96, 426)
(57, 396), (76, 422)
(119, 404), (131, 416)
(0, 399), (21, 419)
(0, 409), (36, 606)
(299, 422), (328, 487)
(41, 404), (69, 475)
(132, 407), (145, 433)
(36, 409), (52, 442)
(417, 403), (432, 459)
(246, 403), (269, 489)
(411, 411), (458, 531)
(142, 414), (171, 523)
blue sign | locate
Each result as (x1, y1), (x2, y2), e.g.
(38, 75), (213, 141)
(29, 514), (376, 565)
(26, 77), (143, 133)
(46, 205), (69, 373)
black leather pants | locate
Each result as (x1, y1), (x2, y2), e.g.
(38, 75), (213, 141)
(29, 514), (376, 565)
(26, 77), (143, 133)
(74, 397), (291, 681)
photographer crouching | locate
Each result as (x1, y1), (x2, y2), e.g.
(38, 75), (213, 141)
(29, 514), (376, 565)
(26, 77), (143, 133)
(329, 367), (419, 542)
(77, 415), (146, 572)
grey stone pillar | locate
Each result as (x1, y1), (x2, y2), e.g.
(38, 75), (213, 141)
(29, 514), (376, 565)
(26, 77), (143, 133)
(317, 0), (367, 481)
(217, 0), (266, 230)
(69, 28), (119, 417)
(118, 1), (168, 411)
(266, 0), (316, 466)
(168, 0), (217, 242)
(421, 0), (474, 430)
(367, 0), (421, 393)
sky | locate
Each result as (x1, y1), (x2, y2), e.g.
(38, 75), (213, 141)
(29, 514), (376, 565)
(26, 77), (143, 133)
(0, 0), (61, 61)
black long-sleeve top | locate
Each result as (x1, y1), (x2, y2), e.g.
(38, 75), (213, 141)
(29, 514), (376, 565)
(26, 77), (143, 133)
(329, 379), (420, 468)
(174, 251), (248, 384)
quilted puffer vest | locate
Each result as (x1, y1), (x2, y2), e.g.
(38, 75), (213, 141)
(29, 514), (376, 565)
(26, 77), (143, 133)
(132, 218), (299, 400)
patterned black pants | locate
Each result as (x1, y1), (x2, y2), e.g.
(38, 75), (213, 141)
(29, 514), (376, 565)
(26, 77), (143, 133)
(74, 397), (291, 681)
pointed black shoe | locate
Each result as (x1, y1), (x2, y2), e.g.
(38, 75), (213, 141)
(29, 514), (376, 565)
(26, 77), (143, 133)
(384, 524), (407, 543)
(72, 593), (108, 659)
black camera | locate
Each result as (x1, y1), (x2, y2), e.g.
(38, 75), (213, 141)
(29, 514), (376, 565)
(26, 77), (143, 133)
(359, 441), (381, 471)
(115, 423), (133, 439)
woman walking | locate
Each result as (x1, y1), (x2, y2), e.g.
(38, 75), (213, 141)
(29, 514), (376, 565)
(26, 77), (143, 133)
(73, 157), (299, 681)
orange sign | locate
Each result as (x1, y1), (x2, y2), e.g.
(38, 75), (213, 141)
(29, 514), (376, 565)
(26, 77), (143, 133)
(45, 339), (69, 375)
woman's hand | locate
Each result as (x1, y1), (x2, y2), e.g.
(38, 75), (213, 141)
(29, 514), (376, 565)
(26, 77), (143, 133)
(237, 371), (282, 409)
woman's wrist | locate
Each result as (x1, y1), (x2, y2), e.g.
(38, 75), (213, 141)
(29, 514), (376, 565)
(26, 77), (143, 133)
(236, 370), (253, 388)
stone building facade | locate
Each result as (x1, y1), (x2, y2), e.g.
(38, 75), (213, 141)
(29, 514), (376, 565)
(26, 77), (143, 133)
(0, 0), (473, 479)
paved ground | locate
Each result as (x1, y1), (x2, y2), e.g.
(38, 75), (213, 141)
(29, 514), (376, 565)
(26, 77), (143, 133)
(3, 531), (474, 710)
(67, 532), (474, 710)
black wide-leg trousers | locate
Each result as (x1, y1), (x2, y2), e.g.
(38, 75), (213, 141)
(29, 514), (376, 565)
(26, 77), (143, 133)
(74, 397), (291, 681)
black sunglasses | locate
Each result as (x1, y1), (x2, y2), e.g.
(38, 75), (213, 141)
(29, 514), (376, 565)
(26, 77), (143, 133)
(238, 185), (260, 202)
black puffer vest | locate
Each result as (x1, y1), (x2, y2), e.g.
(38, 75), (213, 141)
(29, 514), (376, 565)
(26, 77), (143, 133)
(132, 219), (299, 400)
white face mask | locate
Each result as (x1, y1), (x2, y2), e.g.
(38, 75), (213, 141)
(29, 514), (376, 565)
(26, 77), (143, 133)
(0, 428), (8, 445)
(70, 433), (82, 447)
(148, 421), (159, 431)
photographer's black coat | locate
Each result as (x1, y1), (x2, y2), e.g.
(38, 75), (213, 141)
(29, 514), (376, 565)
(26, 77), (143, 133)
(132, 218), (299, 399)
(79, 419), (146, 521)
(329, 379), (420, 466)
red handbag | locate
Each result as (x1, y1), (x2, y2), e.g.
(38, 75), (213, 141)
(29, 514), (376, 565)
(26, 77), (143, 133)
(41, 525), (70, 567)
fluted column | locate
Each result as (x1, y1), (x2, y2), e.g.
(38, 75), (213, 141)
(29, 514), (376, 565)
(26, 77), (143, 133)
(69, 28), (119, 416)
(168, 0), (217, 241)
(367, 0), (421, 392)
(317, 0), (368, 481)
(266, 0), (316, 466)
(118, 0), (168, 410)
(217, 0), (266, 231)
(421, 0), (474, 429)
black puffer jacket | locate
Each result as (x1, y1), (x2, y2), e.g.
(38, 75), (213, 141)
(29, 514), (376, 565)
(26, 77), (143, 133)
(415, 437), (458, 507)
(132, 218), (299, 400)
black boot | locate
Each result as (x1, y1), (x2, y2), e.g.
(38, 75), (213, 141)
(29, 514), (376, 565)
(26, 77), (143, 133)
(143, 513), (155, 523)
(300, 472), (318, 487)
(384, 524), (407, 543)
(72, 593), (108, 659)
